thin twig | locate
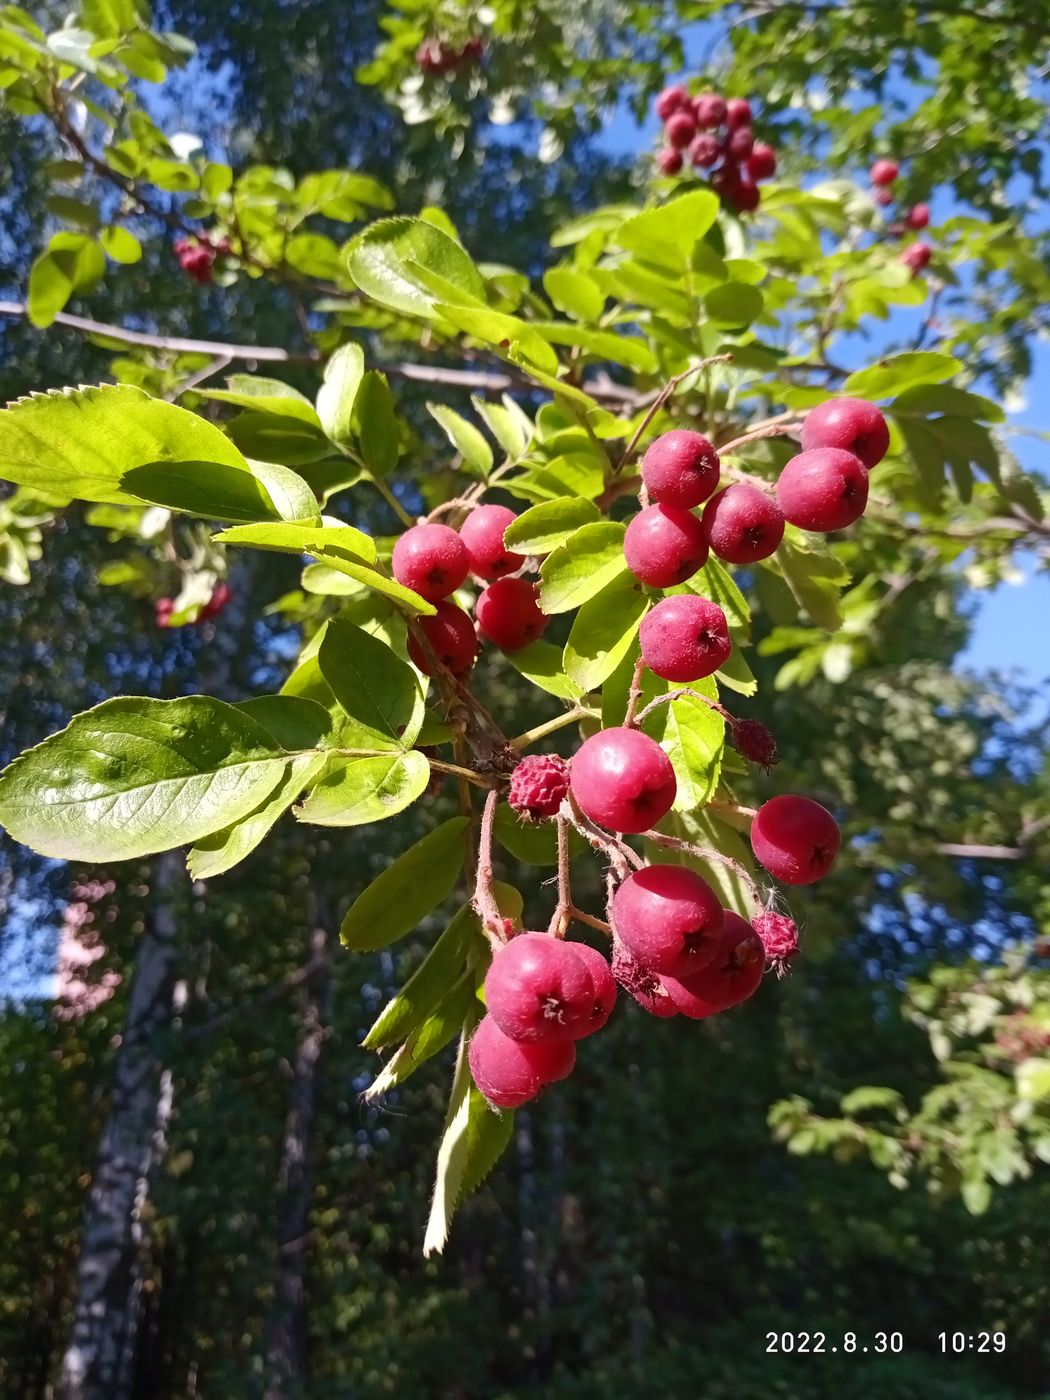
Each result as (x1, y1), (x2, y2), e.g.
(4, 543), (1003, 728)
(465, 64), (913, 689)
(473, 789), (505, 942)
(634, 688), (731, 726)
(642, 828), (764, 907)
(615, 354), (734, 472)
(717, 416), (804, 456)
(510, 706), (592, 751)
(547, 816), (573, 937)
(623, 656), (648, 727)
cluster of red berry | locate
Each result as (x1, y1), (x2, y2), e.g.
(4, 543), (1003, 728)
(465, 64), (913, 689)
(173, 233), (231, 285)
(870, 159), (933, 275)
(653, 87), (776, 214)
(416, 34), (484, 76)
(154, 582), (230, 629)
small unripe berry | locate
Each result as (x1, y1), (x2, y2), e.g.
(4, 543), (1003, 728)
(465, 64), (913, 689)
(612, 864), (723, 977)
(660, 911), (764, 1016)
(900, 241), (932, 274)
(725, 97), (752, 129)
(870, 158), (899, 186)
(624, 504), (708, 588)
(476, 577), (547, 651)
(641, 430), (720, 508)
(392, 523), (470, 601)
(458, 504), (524, 580)
(688, 132), (721, 168)
(700, 483), (785, 564)
(776, 447), (869, 532)
(657, 147), (684, 175)
(727, 125), (754, 160)
(750, 794), (841, 885)
(906, 202), (930, 229)
(568, 942), (618, 1038)
(639, 594), (732, 682)
(655, 85), (690, 121)
(407, 601), (478, 676)
(747, 142), (777, 180)
(485, 932), (594, 1042)
(508, 753), (570, 820)
(665, 110), (698, 149)
(570, 727), (676, 834)
(469, 1014), (575, 1108)
(693, 93), (726, 128)
(731, 718), (778, 769)
(873, 188), (894, 207)
(801, 397), (889, 470)
(611, 940), (679, 1017)
(752, 910), (800, 973)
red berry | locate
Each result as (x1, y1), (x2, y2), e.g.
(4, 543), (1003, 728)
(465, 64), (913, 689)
(727, 126), (754, 160)
(469, 1014), (575, 1107)
(801, 397), (889, 470)
(476, 577), (547, 651)
(463, 35), (484, 60)
(154, 597), (175, 628)
(870, 158), (899, 186)
(612, 864), (723, 977)
(731, 718), (778, 770)
(639, 594), (732, 682)
(392, 523), (470, 601)
(665, 110), (698, 149)
(775, 447), (869, 532)
(611, 940), (679, 1017)
(711, 163), (743, 201)
(417, 39), (443, 74)
(640, 430), (720, 508)
(725, 97), (752, 129)
(900, 242), (932, 274)
(700, 483), (785, 564)
(750, 794), (841, 885)
(688, 132), (722, 168)
(199, 581), (231, 621)
(624, 504), (708, 588)
(906, 202), (930, 230)
(568, 943), (618, 1038)
(484, 932), (594, 1042)
(693, 93), (726, 128)
(570, 727), (676, 834)
(752, 910), (800, 972)
(873, 188), (894, 208)
(655, 85), (690, 122)
(458, 504), (524, 580)
(508, 753), (570, 820)
(407, 601), (478, 676)
(747, 142), (777, 180)
(657, 147), (684, 176)
(660, 911), (764, 1016)
(731, 176), (761, 213)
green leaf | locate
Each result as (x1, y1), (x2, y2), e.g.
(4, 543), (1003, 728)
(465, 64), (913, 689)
(0, 385), (249, 505)
(564, 574), (649, 692)
(318, 619), (425, 750)
(504, 640), (586, 701)
(641, 678), (725, 812)
(296, 751), (430, 826)
(662, 810), (755, 920)
(961, 1174), (991, 1216)
(539, 521), (628, 614)
(615, 190), (720, 264)
(196, 377), (319, 421)
(27, 240), (103, 327)
(0, 696), (293, 861)
(493, 802), (586, 865)
(362, 905), (481, 1048)
(346, 216), (486, 318)
(342, 820), (470, 953)
(503, 498), (600, 555)
(1015, 1058), (1050, 1104)
(543, 267), (605, 322)
(121, 456), (318, 525)
(99, 225), (142, 264)
(434, 304), (559, 377)
(891, 384), (1004, 423)
(427, 403), (493, 477)
(353, 371), (399, 476)
(525, 322), (658, 374)
(309, 548), (436, 615)
(705, 283), (764, 327)
(226, 412), (333, 466)
(364, 975), (478, 1100)
(471, 395), (532, 459)
(214, 521), (377, 565)
(775, 534), (849, 632)
(235, 694), (334, 749)
(686, 558), (751, 635)
(843, 351), (961, 400)
(186, 753), (326, 880)
(316, 342), (365, 447)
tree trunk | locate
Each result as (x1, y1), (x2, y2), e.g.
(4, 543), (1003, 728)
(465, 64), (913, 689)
(58, 852), (181, 1399)
(263, 924), (332, 1399)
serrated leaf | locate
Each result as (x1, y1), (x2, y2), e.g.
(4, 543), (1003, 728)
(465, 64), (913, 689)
(186, 753), (326, 880)
(344, 822), (469, 953)
(319, 618), (425, 748)
(470, 395), (532, 459)
(365, 975), (478, 1100)
(427, 403), (493, 477)
(296, 751), (430, 826)
(564, 573), (649, 692)
(235, 695), (334, 749)
(503, 498), (600, 554)
(310, 547), (435, 615)
(686, 558), (750, 635)
(121, 455), (318, 525)
(615, 190), (719, 264)
(362, 904), (481, 1047)
(196, 377), (318, 419)
(316, 342), (365, 447)
(539, 521), (628, 614)
(346, 216), (486, 318)
(843, 351), (961, 400)
(214, 521), (376, 565)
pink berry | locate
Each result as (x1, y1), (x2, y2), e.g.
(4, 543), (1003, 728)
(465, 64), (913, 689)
(688, 132), (722, 168)
(727, 126), (754, 160)
(612, 864), (723, 977)
(747, 142), (776, 180)
(624, 504), (708, 588)
(468, 1014), (575, 1108)
(392, 523), (470, 601)
(407, 601), (478, 676)
(693, 93), (726, 128)
(801, 397), (889, 470)
(731, 718), (778, 770)
(752, 910), (799, 972)
(873, 188), (894, 208)
(657, 147), (684, 176)
(725, 97), (752, 129)
(655, 85), (689, 122)
(611, 940), (679, 1017)
(870, 158), (899, 186)
(711, 163), (743, 201)
(458, 504), (524, 580)
(570, 727), (676, 834)
(640, 430), (721, 508)
(660, 911), (764, 1017)
(906, 202), (930, 229)
(484, 932), (594, 1042)
(639, 594), (732, 683)
(568, 942), (618, 1038)
(732, 176), (761, 213)
(508, 753), (570, 820)
(900, 242), (932, 274)
(665, 110), (698, 149)
(775, 447), (869, 532)
(700, 483), (785, 564)
(750, 794), (841, 885)
(475, 577), (547, 651)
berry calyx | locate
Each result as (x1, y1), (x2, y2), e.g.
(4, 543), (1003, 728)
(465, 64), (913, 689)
(747, 142), (777, 180)
(693, 93), (727, 128)
(689, 132), (722, 168)
(725, 97), (752, 129)
(392, 523), (470, 601)
(775, 448), (869, 532)
(700, 483), (785, 564)
(475, 577), (548, 651)
(640, 430), (721, 508)
(660, 911), (764, 1017)
(655, 85), (690, 121)
(568, 942), (618, 1038)
(458, 504), (524, 580)
(612, 864), (724, 977)
(407, 601), (478, 676)
(484, 932), (594, 1042)
(658, 147), (684, 176)
(570, 727), (677, 834)
(624, 504), (708, 588)
(665, 110), (698, 149)
(870, 158), (899, 186)
(731, 718), (778, 770)
(750, 794), (841, 885)
(752, 910), (800, 974)
(801, 397), (889, 469)
(468, 1014), (575, 1108)
(900, 242), (932, 274)
(906, 203), (930, 230)
(611, 941), (679, 1017)
(508, 754), (570, 821)
(639, 594), (732, 683)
